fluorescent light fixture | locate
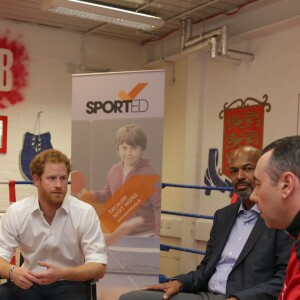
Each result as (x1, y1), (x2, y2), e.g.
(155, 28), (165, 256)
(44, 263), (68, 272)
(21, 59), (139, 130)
(41, 0), (164, 31)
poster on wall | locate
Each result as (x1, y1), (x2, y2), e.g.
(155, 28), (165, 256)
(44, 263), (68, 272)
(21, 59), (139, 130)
(0, 32), (29, 108)
(71, 70), (165, 300)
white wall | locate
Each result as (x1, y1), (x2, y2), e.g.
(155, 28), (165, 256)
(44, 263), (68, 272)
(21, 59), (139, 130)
(0, 20), (143, 208)
(155, 6), (300, 275)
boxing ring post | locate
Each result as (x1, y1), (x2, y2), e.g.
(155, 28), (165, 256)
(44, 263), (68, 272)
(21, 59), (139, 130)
(8, 180), (16, 265)
(5, 180), (33, 266)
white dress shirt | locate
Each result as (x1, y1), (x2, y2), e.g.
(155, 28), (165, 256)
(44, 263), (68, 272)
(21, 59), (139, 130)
(0, 195), (107, 272)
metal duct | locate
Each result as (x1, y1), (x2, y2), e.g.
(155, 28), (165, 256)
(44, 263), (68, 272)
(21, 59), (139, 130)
(180, 22), (254, 63)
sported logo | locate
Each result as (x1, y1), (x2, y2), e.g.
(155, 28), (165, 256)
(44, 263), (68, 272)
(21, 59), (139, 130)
(86, 82), (149, 114)
(118, 83), (148, 101)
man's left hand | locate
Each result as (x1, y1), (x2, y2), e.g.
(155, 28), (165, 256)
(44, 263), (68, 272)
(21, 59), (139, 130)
(28, 261), (63, 285)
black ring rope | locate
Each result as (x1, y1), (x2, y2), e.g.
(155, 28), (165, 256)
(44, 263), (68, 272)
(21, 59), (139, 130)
(162, 182), (233, 192)
(160, 244), (206, 255)
(9, 182), (216, 220)
(11, 181), (33, 185)
(159, 244), (207, 282)
(7, 180), (214, 278)
(11, 181), (234, 192)
(161, 210), (214, 219)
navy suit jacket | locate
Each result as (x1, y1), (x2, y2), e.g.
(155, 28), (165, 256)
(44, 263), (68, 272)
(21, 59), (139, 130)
(175, 201), (293, 300)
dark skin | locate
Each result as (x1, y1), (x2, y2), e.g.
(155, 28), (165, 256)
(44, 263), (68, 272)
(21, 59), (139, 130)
(228, 145), (260, 210)
(142, 145), (260, 300)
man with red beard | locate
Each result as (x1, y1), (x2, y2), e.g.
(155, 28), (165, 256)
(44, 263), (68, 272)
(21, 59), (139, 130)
(120, 145), (292, 300)
(0, 149), (107, 300)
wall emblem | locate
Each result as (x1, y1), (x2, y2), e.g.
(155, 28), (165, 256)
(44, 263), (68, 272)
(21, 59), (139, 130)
(0, 32), (29, 108)
(205, 94), (271, 197)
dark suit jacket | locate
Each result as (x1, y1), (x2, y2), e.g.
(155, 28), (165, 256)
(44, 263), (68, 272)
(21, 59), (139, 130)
(175, 201), (293, 300)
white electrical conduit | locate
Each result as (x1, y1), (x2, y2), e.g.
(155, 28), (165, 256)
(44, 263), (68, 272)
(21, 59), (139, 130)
(181, 21), (254, 63)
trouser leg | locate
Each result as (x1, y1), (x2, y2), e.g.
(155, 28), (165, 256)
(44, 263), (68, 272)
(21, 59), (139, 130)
(119, 290), (225, 300)
(0, 280), (88, 300)
(46, 280), (87, 300)
(0, 281), (43, 300)
(198, 292), (226, 300)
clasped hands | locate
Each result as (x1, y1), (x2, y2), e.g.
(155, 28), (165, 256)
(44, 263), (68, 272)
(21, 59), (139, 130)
(10, 261), (63, 289)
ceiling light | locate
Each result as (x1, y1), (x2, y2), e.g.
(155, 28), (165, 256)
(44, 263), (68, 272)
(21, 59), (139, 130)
(41, 0), (164, 31)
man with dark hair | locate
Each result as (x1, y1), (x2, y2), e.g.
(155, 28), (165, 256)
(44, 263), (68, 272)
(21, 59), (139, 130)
(120, 145), (292, 300)
(250, 136), (300, 299)
(0, 149), (107, 300)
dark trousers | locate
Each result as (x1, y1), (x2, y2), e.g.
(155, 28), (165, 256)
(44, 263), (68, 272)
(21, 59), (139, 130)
(0, 280), (87, 300)
(119, 290), (226, 300)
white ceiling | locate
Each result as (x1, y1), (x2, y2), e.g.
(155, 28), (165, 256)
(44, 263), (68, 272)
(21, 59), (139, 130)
(0, 0), (268, 44)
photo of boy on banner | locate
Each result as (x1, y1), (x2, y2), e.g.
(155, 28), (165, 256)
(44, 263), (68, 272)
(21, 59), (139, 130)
(93, 123), (161, 236)
(71, 122), (161, 239)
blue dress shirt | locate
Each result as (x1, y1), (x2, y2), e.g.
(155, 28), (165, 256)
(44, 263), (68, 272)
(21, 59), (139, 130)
(208, 203), (260, 294)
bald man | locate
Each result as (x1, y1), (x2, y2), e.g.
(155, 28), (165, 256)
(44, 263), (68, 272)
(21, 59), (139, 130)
(120, 146), (292, 300)
(250, 136), (300, 299)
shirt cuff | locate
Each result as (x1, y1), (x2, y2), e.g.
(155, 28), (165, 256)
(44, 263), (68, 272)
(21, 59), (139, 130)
(169, 278), (183, 291)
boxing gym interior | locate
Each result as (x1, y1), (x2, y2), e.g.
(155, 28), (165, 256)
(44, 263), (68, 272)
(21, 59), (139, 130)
(0, 0), (299, 299)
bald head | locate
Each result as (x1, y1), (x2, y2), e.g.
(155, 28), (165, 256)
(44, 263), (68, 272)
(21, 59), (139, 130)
(229, 145), (260, 209)
(230, 145), (261, 166)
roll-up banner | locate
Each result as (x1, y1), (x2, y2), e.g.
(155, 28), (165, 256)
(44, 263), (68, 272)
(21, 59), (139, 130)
(71, 70), (165, 299)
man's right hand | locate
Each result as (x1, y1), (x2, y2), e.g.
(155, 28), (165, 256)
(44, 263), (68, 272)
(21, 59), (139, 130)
(142, 280), (182, 300)
(11, 267), (41, 289)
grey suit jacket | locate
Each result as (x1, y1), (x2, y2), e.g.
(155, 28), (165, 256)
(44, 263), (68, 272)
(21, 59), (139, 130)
(175, 201), (293, 300)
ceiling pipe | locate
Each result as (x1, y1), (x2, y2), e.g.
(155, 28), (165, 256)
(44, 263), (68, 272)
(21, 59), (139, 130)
(180, 18), (193, 51)
(226, 49), (254, 61)
(144, 21), (254, 68)
(183, 25), (226, 49)
(180, 22), (254, 63)
(210, 37), (218, 59)
(220, 25), (227, 56)
(166, 0), (223, 23)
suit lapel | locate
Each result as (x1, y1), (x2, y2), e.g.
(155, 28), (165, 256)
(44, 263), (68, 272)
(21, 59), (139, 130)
(217, 203), (240, 248)
(206, 202), (240, 272)
(232, 216), (265, 269)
